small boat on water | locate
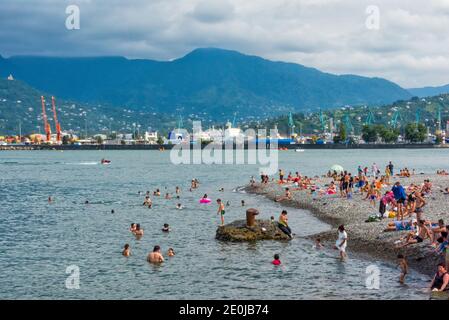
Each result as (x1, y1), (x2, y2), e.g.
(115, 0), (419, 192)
(101, 158), (111, 164)
(295, 149), (305, 152)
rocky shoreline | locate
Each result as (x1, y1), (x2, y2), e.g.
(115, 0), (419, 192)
(215, 219), (291, 242)
(245, 174), (449, 277)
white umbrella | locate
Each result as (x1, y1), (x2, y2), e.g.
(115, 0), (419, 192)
(330, 164), (344, 173)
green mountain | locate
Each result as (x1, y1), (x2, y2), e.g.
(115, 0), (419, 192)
(0, 48), (411, 120)
(0, 78), (179, 135)
(408, 84), (449, 98)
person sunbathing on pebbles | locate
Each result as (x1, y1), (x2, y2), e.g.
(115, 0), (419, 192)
(395, 219), (432, 248)
(275, 188), (292, 202)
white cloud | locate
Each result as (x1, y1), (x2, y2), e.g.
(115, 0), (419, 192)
(0, 0), (448, 87)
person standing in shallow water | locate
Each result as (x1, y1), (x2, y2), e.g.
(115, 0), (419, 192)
(217, 199), (225, 226)
(335, 225), (348, 261)
(147, 245), (164, 264)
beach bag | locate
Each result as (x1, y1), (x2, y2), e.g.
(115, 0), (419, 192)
(365, 215), (380, 223)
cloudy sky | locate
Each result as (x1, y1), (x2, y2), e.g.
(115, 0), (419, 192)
(1, 0), (449, 88)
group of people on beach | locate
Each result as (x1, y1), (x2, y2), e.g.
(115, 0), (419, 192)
(269, 161), (448, 292)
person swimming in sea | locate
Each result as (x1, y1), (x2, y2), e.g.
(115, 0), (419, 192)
(165, 193), (171, 199)
(315, 238), (324, 249)
(147, 245), (164, 264)
(143, 196), (152, 208)
(48, 196), (52, 203)
(154, 189), (161, 196)
(134, 224), (144, 238)
(168, 248), (175, 257)
(176, 203), (183, 209)
(217, 199), (225, 226)
(175, 186), (180, 194)
(122, 244), (131, 257)
(241, 200), (245, 206)
(130, 223), (137, 233)
(162, 223), (170, 232)
(272, 254), (281, 266)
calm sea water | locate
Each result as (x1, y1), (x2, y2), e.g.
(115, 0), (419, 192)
(1, 148), (448, 300)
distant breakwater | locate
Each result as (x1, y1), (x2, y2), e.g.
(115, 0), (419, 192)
(0, 143), (443, 151)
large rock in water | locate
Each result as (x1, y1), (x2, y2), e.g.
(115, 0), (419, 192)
(215, 219), (291, 242)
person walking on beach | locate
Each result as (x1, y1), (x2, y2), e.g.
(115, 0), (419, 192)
(279, 169), (285, 183)
(147, 245), (164, 264)
(372, 163), (379, 179)
(397, 254), (408, 284)
(335, 225), (348, 261)
(392, 181), (407, 221)
(388, 161), (394, 176)
(217, 199), (225, 226)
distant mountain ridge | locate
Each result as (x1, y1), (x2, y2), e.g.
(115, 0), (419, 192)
(0, 48), (412, 120)
(408, 84), (449, 98)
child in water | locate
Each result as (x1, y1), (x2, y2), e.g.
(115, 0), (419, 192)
(272, 254), (281, 266)
(315, 238), (324, 249)
(162, 223), (170, 232)
(397, 254), (408, 284)
(168, 248), (175, 257)
(122, 244), (130, 257)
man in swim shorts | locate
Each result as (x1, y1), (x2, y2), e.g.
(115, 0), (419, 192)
(396, 220), (432, 248)
(392, 181), (407, 221)
(147, 245), (164, 264)
(278, 210), (292, 239)
(217, 199), (225, 226)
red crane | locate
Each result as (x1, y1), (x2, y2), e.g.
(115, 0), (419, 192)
(40, 96), (51, 142)
(51, 96), (62, 142)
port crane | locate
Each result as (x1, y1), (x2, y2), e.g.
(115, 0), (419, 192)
(365, 109), (375, 125)
(40, 96), (52, 142)
(40, 95), (62, 143)
(288, 112), (295, 137)
(51, 96), (62, 142)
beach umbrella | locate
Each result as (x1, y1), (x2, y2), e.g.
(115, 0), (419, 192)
(330, 164), (344, 173)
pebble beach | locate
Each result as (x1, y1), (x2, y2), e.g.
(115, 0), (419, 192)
(246, 174), (449, 276)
